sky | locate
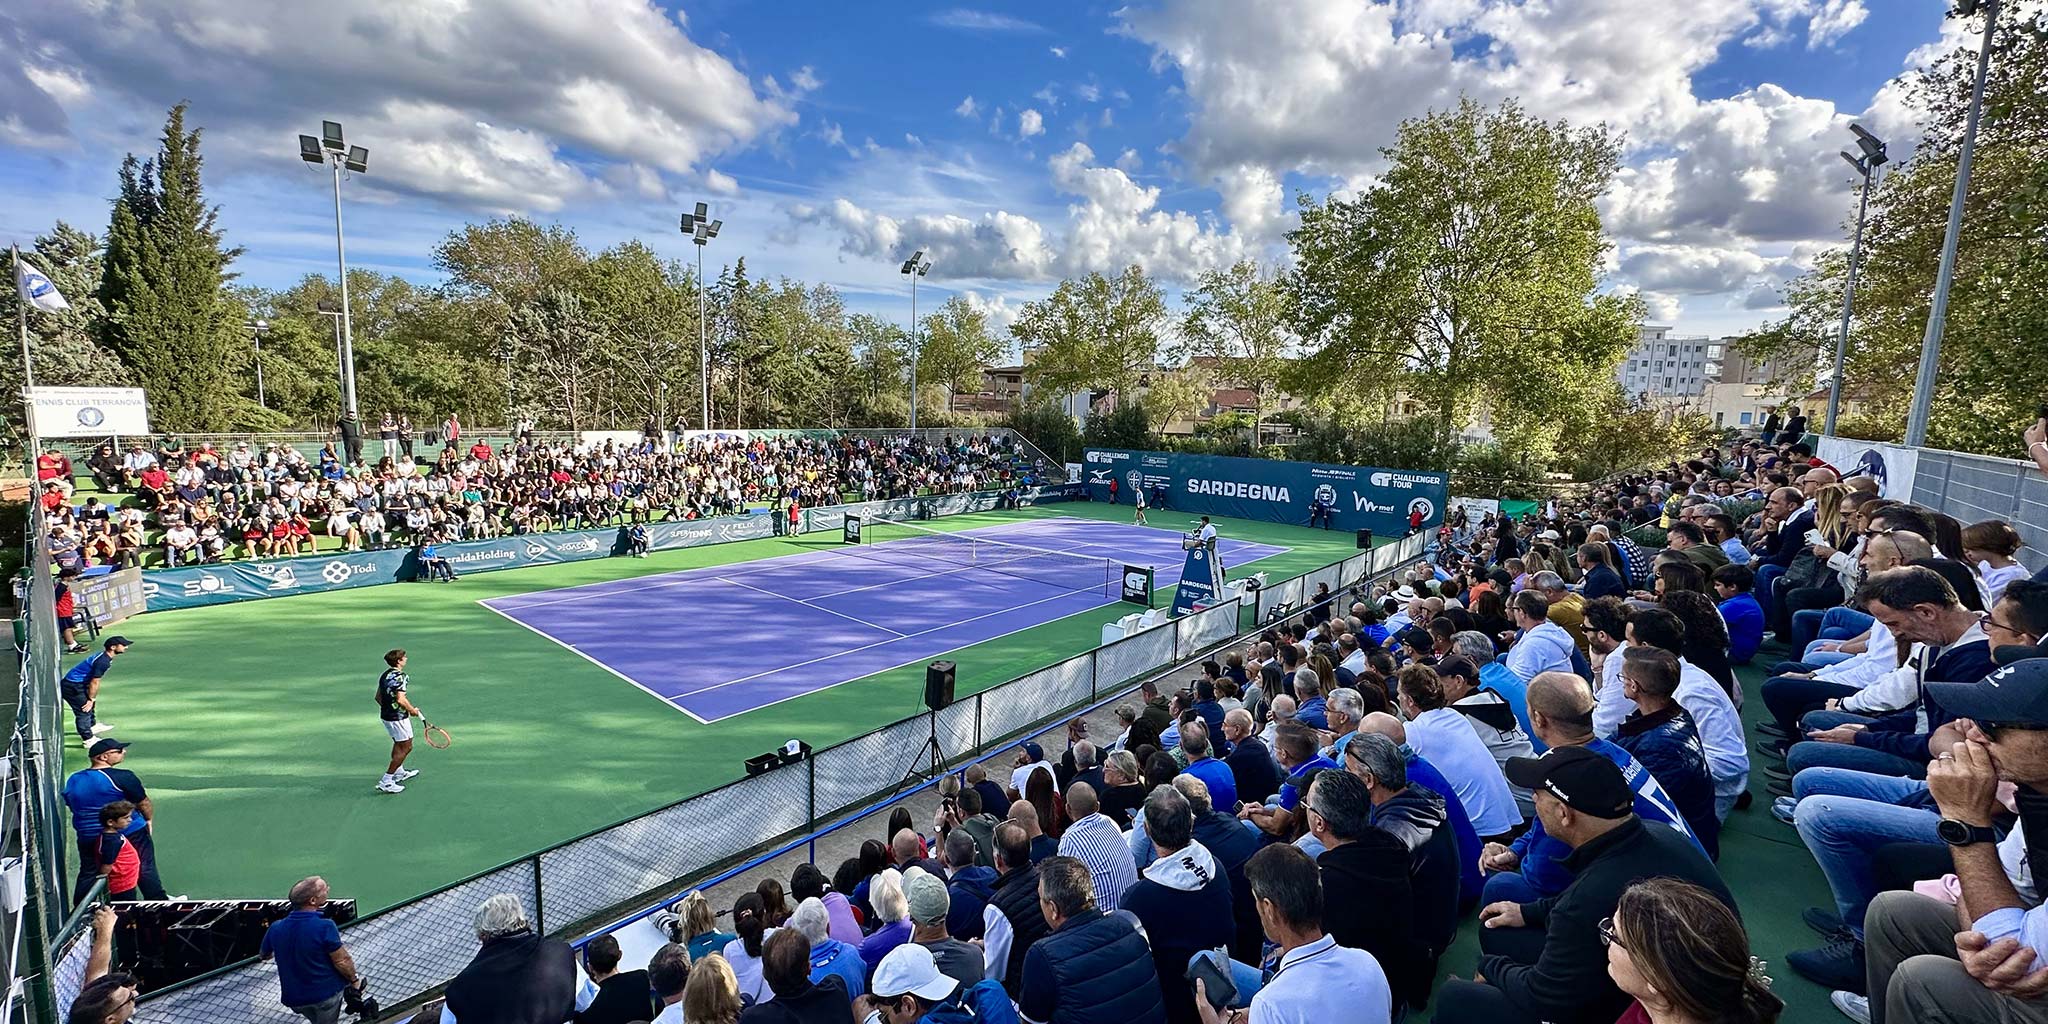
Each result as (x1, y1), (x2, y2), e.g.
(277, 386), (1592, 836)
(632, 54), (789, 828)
(0, 0), (1987, 353)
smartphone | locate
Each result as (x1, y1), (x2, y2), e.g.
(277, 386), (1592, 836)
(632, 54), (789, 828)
(1185, 953), (1238, 1010)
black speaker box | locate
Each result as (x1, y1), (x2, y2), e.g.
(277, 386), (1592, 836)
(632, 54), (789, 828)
(924, 660), (956, 710)
(1356, 528), (1374, 550)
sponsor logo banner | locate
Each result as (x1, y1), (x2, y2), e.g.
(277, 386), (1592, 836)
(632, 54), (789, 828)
(29, 386), (151, 438)
(1081, 448), (1448, 539)
(1815, 436), (1920, 500)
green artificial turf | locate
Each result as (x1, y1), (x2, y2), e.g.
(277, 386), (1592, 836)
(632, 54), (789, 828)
(64, 502), (1365, 912)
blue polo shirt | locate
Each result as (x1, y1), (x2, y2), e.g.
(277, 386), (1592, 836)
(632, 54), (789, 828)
(261, 910), (347, 1007)
(61, 653), (114, 693)
(1180, 756), (1238, 812)
(1277, 754), (1338, 811)
(62, 767), (149, 839)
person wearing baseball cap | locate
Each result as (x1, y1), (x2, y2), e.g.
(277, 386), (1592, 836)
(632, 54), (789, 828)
(61, 737), (170, 905)
(59, 635), (133, 744)
(1855, 657), (2048, 1024)
(1010, 742), (1054, 798)
(1432, 746), (1731, 1024)
(902, 870), (981, 988)
(865, 941), (1012, 1024)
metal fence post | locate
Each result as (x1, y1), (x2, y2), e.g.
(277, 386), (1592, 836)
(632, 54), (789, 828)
(806, 753), (818, 864)
(974, 694), (984, 753)
(532, 854), (546, 934)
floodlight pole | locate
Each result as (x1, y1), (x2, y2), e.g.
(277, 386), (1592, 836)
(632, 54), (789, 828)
(247, 320), (269, 408)
(909, 269), (920, 431)
(329, 158), (359, 418)
(696, 241), (709, 431)
(1904, 0), (1998, 447)
(1826, 132), (1884, 438)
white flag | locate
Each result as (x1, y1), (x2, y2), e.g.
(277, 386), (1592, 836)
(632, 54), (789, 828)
(14, 257), (69, 313)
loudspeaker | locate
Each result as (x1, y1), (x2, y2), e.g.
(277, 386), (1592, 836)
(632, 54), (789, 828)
(1356, 528), (1374, 550)
(924, 660), (956, 710)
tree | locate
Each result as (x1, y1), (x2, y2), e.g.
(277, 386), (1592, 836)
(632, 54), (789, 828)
(1180, 260), (1293, 442)
(506, 289), (602, 431)
(1287, 96), (1640, 460)
(576, 241), (696, 429)
(1141, 366), (1213, 439)
(917, 295), (1003, 416)
(1739, 5), (2048, 455)
(99, 103), (246, 431)
(849, 313), (911, 424)
(1013, 265), (1166, 405)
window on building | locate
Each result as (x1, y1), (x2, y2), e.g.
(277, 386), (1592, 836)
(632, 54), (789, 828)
(1740, 412), (1753, 425)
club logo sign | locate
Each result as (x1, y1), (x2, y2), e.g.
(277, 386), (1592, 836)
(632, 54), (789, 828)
(1313, 483), (1337, 506)
(1126, 469), (1143, 492)
(181, 572), (233, 596)
(321, 561), (356, 585)
(76, 407), (105, 428)
(1408, 497), (1436, 521)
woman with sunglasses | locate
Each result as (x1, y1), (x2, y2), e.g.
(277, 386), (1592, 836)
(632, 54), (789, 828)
(1602, 877), (1781, 1023)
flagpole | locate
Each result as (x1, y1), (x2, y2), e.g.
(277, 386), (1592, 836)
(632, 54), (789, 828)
(14, 243), (42, 476)
(13, 244), (30, 390)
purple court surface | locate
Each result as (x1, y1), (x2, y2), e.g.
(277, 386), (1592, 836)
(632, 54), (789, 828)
(479, 516), (1286, 722)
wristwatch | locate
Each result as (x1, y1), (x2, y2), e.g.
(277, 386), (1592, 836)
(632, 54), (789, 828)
(1937, 818), (1996, 847)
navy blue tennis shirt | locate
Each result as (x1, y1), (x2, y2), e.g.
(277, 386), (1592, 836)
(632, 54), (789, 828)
(261, 909), (347, 1007)
(61, 652), (114, 692)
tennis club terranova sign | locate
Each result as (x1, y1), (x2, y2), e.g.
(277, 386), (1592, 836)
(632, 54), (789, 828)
(1081, 448), (1448, 539)
(28, 386), (151, 438)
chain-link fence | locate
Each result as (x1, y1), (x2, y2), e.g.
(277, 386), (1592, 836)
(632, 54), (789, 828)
(127, 532), (1422, 1022)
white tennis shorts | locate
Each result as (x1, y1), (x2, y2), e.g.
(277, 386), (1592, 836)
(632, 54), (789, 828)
(385, 718), (414, 742)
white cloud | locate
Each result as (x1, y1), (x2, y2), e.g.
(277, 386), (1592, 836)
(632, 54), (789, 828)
(789, 198), (1057, 280)
(1, 0), (794, 212)
(704, 168), (739, 195)
(1050, 46), (1069, 58)
(1806, 0), (1868, 48)
(1115, 149), (1143, 173)
(928, 9), (1046, 33)
(955, 95), (980, 118)
(1018, 109), (1045, 139)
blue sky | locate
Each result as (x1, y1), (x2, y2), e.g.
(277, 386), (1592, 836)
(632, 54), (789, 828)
(0, 1), (1973, 346)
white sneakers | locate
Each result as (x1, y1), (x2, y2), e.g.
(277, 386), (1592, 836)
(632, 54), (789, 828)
(89, 723), (114, 736)
(375, 778), (404, 793)
(395, 767), (419, 781)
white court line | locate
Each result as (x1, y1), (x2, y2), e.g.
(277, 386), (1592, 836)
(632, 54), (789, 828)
(670, 582), (1106, 701)
(474, 599), (714, 725)
(714, 575), (908, 638)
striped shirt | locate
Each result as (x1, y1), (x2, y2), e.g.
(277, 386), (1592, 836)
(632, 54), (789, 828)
(1057, 813), (1140, 911)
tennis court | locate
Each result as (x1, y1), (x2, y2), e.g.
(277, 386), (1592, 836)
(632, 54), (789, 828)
(481, 517), (1286, 722)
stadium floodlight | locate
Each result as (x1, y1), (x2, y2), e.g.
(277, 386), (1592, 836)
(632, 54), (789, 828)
(246, 320), (270, 408)
(681, 201), (722, 430)
(1824, 123), (1886, 438)
(900, 250), (933, 430)
(1906, 0), (1999, 445)
(296, 120), (369, 417)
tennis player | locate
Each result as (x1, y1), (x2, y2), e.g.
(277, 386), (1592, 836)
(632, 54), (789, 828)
(1132, 489), (1148, 526)
(375, 649), (423, 794)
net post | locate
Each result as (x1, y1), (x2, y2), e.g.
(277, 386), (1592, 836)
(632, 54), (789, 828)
(531, 853), (546, 933)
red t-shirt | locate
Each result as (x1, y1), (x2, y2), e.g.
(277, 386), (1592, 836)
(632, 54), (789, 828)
(96, 832), (140, 895)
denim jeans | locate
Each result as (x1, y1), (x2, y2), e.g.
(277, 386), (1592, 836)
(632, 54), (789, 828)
(1794, 606), (1875, 659)
(1755, 563), (1788, 619)
(1480, 867), (1549, 908)
(1786, 710), (1928, 780)
(61, 686), (94, 741)
(1791, 767), (1940, 937)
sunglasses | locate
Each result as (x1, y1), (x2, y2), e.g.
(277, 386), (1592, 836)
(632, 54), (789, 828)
(1598, 916), (1622, 949)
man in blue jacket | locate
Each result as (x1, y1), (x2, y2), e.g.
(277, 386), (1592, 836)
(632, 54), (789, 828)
(1781, 567), (1995, 782)
(1575, 545), (1626, 602)
(1711, 564), (1765, 665)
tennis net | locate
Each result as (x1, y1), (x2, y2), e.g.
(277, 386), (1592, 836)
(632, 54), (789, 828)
(847, 519), (1120, 598)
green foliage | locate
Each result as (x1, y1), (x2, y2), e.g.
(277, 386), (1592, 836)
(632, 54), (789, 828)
(1140, 366), (1214, 438)
(1013, 266), (1166, 402)
(1082, 403), (1151, 450)
(1451, 442), (1548, 501)
(1287, 96), (1640, 458)
(1004, 402), (1083, 464)
(1740, 7), (2048, 457)
(1288, 415), (1463, 472)
(99, 104), (246, 431)
(1179, 260), (1293, 436)
(918, 295), (1003, 417)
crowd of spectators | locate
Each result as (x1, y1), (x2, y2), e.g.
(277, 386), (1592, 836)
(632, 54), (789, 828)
(70, 426), (2048, 1024)
(37, 430), (1044, 570)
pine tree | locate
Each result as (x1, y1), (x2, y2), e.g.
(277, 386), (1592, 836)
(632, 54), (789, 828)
(99, 103), (246, 431)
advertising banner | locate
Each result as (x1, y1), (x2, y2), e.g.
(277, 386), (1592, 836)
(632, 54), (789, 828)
(1815, 437), (1920, 500)
(139, 488), (1076, 614)
(29, 387), (151, 438)
(1168, 543), (1223, 616)
(74, 567), (147, 625)
(1080, 448), (1448, 539)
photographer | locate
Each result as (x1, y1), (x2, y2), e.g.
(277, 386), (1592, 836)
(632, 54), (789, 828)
(260, 876), (367, 1024)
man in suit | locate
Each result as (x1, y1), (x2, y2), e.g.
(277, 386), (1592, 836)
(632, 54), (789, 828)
(1752, 486), (1814, 622)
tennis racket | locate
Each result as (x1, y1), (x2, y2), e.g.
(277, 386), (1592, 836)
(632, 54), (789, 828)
(420, 718), (452, 749)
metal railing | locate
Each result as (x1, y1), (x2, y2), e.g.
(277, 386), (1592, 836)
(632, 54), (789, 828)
(1909, 446), (2046, 572)
(124, 531), (1425, 1023)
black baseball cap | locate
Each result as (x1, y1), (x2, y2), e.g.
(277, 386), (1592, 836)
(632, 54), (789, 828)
(1505, 746), (1633, 819)
(103, 636), (134, 649)
(1396, 626), (1433, 651)
(1436, 654), (1479, 682)
(87, 739), (129, 757)
(1929, 659), (2048, 728)
(1993, 643), (2048, 668)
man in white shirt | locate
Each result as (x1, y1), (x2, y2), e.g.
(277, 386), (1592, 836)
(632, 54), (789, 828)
(1397, 665), (1523, 840)
(1192, 844), (1391, 1024)
(163, 523), (199, 566)
(1009, 741), (1055, 798)
(1055, 782), (1138, 912)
